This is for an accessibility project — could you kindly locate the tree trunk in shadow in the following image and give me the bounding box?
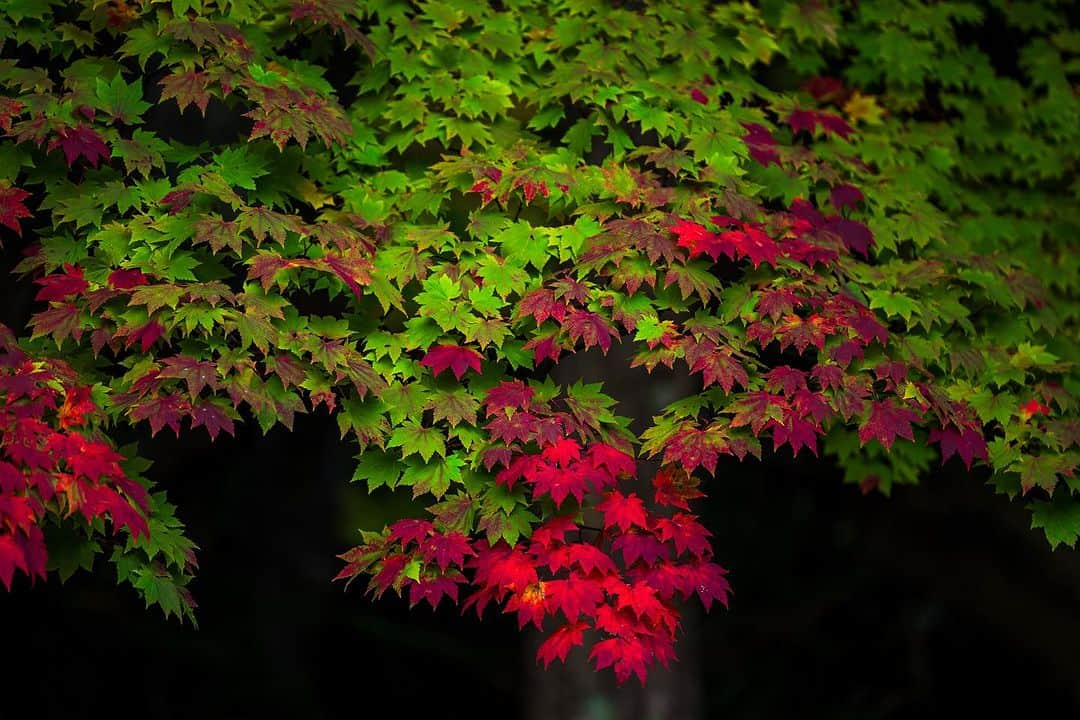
[523,343,702,720]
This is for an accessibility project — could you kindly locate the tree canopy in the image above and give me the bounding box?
[0,0,1076,685]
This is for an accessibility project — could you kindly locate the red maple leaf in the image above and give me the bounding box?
[597,491,649,532]
[389,518,435,548]
[928,424,988,469]
[536,621,588,667]
[830,184,865,211]
[689,88,709,105]
[188,400,235,440]
[587,443,636,480]
[682,338,749,393]
[1019,399,1052,418]
[824,217,873,257]
[0,533,30,590]
[47,124,111,167]
[419,343,483,380]
[612,531,670,566]
[564,543,617,576]
[129,393,190,436]
[517,288,568,324]
[671,220,716,257]
[546,575,605,621]
[656,513,712,558]
[125,319,166,352]
[804,75,845,101]
[757,287,806,320]
[421,532,475,571]
[590,636,650,686]
[770,415,820,457]
[158,355,221,398]
[528,462,590,506]
[562,310,615,353]
[652,468,705,510]
[763,366,809,395]
[407,575,463,609]
[542,437,581,467]
[741,122,780,167]
[858,400,921,450]
[57,386,95,430]
[0,185,32,236]
[34,264,89,302]
[484,380,534,417]
[107,268,150,289]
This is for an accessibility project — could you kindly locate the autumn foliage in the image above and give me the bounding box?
[0,0,1077,685]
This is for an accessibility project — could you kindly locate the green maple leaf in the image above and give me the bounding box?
[388,421,447,462]
[401,455,465,499]
[351,449,402,491]
[1030,492,1080,549]
[94,74,151,124]
[212,146,269,191]
[428,387,480,427]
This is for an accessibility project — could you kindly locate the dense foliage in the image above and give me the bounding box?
[0,0,1076,685]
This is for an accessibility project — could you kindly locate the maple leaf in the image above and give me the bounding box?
[671,220,715,256]
[928,425,988,469]
[564,543,617,576]
[125,319,166,353]
[597,491,649,532]
[652,468,705,510]
[741,122,779,167]
[542,437,581,467]
[770,415,820,457]
[0,534,30,590]
[484,381,534,417]
[34,264,89,302]
[804,75,845,101]
[562,310,615,353]
[830,184,865,211]
[536,621,588,668]
[681,559,732,610]
[322,251,372,302]
[858,400,921,450]
[129,393,190,436]
[612,531,669,566]
[517,288,567,325]
[656,514,712,558]
[188,400,235,440]
[420,532,475,571]
[1020,399,1052,419]
[57,386,95,430]
[530,463,592,507]
[159,69,213,115]
[823,217,873,257]
[29,303,82,345]
[546,576,605,622]
[0,185,32,236]
[407,575,464,609]
[419,343,484,380]
[590,636,650,686]
[587,444,637,480]
[107,268,150,290]
[764,366,809,396]
[47,124,111,167]
[389,518,435,548]
[0,97,25,133]
[159,355,221,399]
